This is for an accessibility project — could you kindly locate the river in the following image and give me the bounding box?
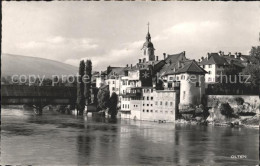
[0,108,259,165]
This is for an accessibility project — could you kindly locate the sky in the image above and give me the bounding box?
[2,2,260,71]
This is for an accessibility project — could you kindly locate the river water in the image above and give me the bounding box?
[0,108,259,165]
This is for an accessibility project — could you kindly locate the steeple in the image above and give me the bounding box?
[146,22,151,42]
[142,22,155,62]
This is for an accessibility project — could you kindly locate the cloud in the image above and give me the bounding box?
[17,36,99,51]
[64,41,142,71]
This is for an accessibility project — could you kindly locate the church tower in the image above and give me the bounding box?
[141,23,155,62]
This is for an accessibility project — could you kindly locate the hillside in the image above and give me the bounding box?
[1,53,78,78]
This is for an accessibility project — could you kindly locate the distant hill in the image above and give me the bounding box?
[1,53,78,78]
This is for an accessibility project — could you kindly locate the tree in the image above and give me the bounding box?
[97,87,110,110]
[249,46,260,64]
[76,60,85,113]
[108,92,118,118]
[234,97,244,105]
[250,46,260,58]
[243,64,260,87]
[219,103,234,118]
[42,78,52,86]
[84,60,92,105]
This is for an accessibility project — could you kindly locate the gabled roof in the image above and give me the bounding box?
[107,67,125,77]
[126,60,164,71]
[199,53,228,65]
[223,56,245,68]
[165,60,207,75]
[240,55,259,64]
[158,52,187,76]
[165,51,186,63]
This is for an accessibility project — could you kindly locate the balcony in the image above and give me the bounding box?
[121,87,142,97]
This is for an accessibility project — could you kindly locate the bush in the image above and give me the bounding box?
[234,97,244,105]
[108,92,118,117]
[97,88,110,110]
[219,103,234,118]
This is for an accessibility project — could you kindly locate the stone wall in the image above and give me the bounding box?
[207,95,260,115]
[207,95,260,107]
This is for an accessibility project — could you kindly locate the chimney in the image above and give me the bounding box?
[130,64,133,69]
[139,59,141,63]
[183,51,185,56]
[198,59,201,62]
[238,52,242,58]
[207,53,210,60]
[126,64,128,67]
[228,52,231,56]
[156,56,158,61]
[143,58,146,63]
[218,51,222,56]
[163,53,166,60]
[234,52,238,58]
[201,57,204,60]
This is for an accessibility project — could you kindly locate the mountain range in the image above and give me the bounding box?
[1,53,78,78]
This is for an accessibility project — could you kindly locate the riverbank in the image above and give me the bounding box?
[175,116,259,129]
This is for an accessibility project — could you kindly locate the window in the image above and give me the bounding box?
[108,81,110,84]
[155,101,158,105]
[147,96,149,100]
[171,111,173,114]
[169,77,173,80]
[151,104,153,107]
[183,91,186,100]
[147,104,149,106]
[176,76,179,81]
[181,75,185,80]
[170,102,173,106]
[160,101,163,105]
[196,82,199,87]
[155,110,158,113]
[203,65,205,68]
[151,110,153,113]
[151,97,153,100]
[113,81,115,84]
[143,110,145,112]
[208,71,211,74]
[143,96,145,100]
[123,104,124,108]
[151,89,153,93]
[165,111,168,114]
[112,87,115,91]
[208,64,212,68]
[165,101,168,106]
[147,110,149,112]
[168,82,172,88]
[208,78,212,82]
[143,104,145,106]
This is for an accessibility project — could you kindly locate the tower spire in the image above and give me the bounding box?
[146,22,151,41]
[147,22,149,33]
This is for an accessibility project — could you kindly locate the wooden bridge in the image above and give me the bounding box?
[1,85,77,114]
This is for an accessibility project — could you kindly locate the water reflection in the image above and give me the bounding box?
[1,108,258,165]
